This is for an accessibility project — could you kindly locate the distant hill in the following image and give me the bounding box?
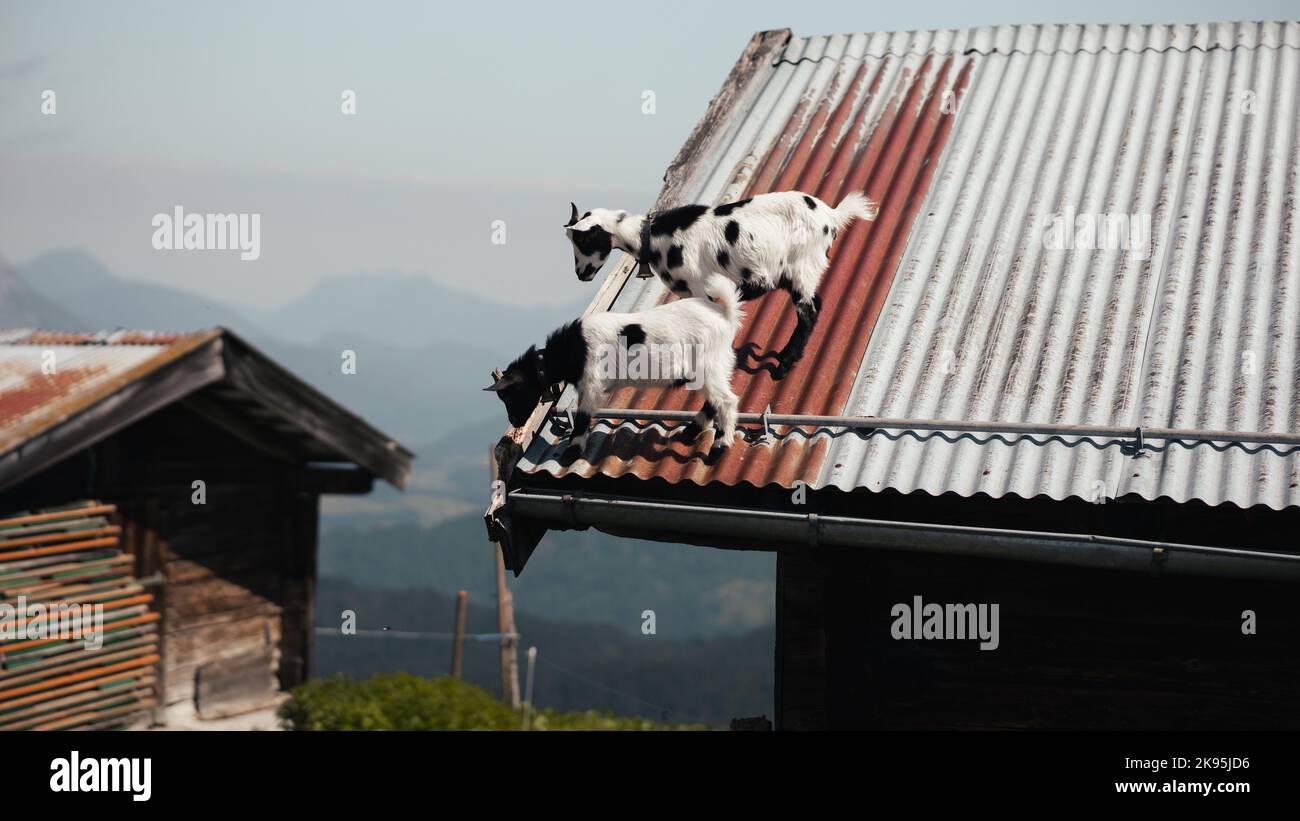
[0,255,86,329]
[320,511,776,640]
[316,578,774,727]
[12,248,570,445]
[246,329,512,446]
[254,269,590,353]
[17,247,272,336]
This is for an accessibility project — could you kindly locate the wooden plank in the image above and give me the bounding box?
[164,614,277,661]
[0,681,155,730]
[165,627,279,706]
[1,685,150,729]
[4,582,146,610]
[657,29,793,208]
[0,558,133,589]
[0,612,159,653]
[165,599,281,633]
[0,664,156,710]
[0,516,114,544]
[164,569,279,616]
[165,552,277,585]
[0,636,156,681]
[2,624,157,667]
[0,534,121,563]
[36,697,157,731]
[0,653,160,702]
[0,503,116,530]
[195,648,278,719]
[0,641,159,689]
[0,525,120,552]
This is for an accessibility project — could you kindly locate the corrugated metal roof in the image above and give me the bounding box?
[0,327,414,490]
[0,329,217,450]
[518,22,1300,511]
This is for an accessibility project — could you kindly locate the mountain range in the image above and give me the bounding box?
[0,255,87,329]
[6,247,588,445]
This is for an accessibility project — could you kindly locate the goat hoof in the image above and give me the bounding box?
[706,442,730,461]
[678,421,704,441]
[562,437,587,458]
[773,353,802,379]
[707,431,733,459]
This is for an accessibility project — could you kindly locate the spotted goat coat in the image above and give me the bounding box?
[486,274,744,456]
[565,190,877,377]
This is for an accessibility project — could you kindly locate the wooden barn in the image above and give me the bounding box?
[486,23,1300,729]
[0,328,411,729]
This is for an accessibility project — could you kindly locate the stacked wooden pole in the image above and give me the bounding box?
[0,502,160,731]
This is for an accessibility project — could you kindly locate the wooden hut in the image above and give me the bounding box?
[0,328,411,728]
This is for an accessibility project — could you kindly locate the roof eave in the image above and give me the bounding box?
[0,327,414,493]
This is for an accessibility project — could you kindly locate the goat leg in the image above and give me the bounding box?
[564,409,592,454]
[774,295,820,377]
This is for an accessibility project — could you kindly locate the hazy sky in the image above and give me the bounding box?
[2,0,1295,307]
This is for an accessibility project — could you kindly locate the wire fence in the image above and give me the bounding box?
[313,627,515,642]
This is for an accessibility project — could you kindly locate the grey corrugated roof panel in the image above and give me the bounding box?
[515,22,1300,511]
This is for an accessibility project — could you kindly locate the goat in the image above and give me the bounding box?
[564,190,877,377]
[485,274,743,457]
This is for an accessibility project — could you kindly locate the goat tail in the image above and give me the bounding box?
[833,191,879,226]
[702,273,744,330]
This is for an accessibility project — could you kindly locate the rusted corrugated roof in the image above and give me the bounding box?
[0,329,219,449]
[0,327,413,490]
[517,22,1300,511]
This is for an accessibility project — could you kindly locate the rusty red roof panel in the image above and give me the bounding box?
[0,329,214,446]
[518,33,973,488]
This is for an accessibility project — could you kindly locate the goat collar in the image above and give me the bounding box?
[535,350,560,403]
[634,214,656,278]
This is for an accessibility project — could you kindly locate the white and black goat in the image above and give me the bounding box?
[564,190,877,377]
[485,274,744,456]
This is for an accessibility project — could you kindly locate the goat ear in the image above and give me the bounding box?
[483,367,518,392]
[565,202,579,228]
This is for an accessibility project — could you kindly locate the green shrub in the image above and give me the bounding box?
[279,673,708,731]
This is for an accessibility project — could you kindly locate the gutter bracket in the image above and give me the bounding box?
[808,513,820,549]
[562,493,579,528]
[757,404,774,445]
[1123,426,1147,457]
[1150,546,1168,577]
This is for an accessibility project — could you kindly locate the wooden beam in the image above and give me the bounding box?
[290,466,374,495]
[776,549,828,731]
[181,392,306,464]
[657,29,792,209]
[219,332,412,489]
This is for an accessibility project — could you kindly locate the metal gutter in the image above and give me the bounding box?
[508,489,1300,582]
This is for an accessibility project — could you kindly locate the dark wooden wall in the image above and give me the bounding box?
[2,404,320,718]
[777,546,1300,730]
